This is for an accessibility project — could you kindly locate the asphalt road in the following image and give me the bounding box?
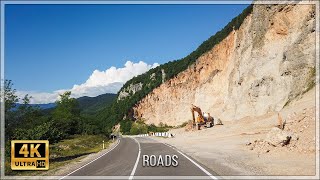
[61,136,218,179]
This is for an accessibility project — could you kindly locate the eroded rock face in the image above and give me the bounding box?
[134,3,316,126]
[161,69,166,83]
[118,82,143,101]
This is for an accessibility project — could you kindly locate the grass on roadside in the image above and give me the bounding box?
[5,134,110,176]
[174,121,189,129]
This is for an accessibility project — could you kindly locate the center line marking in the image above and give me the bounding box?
[129,137,141,180]
[163,141,218,179]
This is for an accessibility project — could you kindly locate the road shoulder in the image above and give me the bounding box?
[47,139,120,177]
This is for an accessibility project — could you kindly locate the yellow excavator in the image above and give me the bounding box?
[191,104,213,130]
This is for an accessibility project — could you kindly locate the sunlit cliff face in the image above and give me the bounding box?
[133,4,316,126]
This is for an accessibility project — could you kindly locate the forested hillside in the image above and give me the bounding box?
[77,93,116,114]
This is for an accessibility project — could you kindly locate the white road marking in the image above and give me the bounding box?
[59,139,121,179]
[163,142,218,179]
[129,137,141,180]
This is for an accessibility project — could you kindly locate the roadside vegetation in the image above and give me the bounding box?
[5,134,108,176]
[3,80,113,175]
[120,119,171,135]
[50,135,108,160]
[174,121,189,129]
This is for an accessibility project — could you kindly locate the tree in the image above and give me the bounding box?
[120,120,132,134]
[13,120,63,143]
[3,80,19,140]
[3,80,18,113]
[52,91,81,136]
[15,94,42,129]
[130,121,148,135]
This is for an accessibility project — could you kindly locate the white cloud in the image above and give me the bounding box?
[17,61,159,104]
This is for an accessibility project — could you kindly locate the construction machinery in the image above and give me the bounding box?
[148,131,155,136]
[191,104,213,130]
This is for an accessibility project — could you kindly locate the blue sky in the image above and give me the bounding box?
[5,4,249,103]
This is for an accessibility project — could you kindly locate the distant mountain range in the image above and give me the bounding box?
[14,93,117,113]
[14,103,56,110]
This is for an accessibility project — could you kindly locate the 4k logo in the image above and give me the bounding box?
[11,140,49,170]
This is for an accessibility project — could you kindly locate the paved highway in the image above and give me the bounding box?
[60,137,218,179]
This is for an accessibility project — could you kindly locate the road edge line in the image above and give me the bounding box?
[59,138,121,179]
[129,137,141,180]
[163,142,218,180]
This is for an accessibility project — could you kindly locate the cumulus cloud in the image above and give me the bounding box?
[17,61,159,104]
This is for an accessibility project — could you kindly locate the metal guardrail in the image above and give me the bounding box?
[135,132,174,138]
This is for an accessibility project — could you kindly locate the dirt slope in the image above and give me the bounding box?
[154,87,317,176]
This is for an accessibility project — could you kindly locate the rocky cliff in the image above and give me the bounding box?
[133,3,316,126]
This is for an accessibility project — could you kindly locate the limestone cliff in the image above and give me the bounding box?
[133,3,316,126]
[118,82,143,101]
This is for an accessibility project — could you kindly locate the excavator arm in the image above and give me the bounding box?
[190,104,205,124]
[191,109,196,123]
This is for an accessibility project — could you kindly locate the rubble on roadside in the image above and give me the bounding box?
[246,107,315,154]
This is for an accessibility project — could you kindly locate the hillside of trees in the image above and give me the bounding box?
[77,93,117,114]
